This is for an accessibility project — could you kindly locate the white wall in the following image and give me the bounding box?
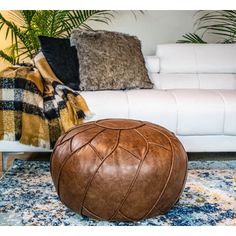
[89,10,197,55]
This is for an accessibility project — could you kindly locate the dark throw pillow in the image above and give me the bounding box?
[70,30,153,91]
[38,36,79,90]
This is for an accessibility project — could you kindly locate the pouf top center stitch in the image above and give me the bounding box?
[95,119,144,130]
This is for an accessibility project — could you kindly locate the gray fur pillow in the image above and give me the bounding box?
[71,30,153,91]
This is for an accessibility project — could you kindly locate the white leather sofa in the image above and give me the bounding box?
[83,44,236,153]
[1,43,236,170]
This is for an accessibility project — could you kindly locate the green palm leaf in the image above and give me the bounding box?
[0,10,114,65]
[177,33,207,44]
[63,10,113,36]
[0,50,16,64]
[195,10,236,43]
[178,10,236,44]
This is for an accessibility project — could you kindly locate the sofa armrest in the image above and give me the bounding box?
[144,56,160,73]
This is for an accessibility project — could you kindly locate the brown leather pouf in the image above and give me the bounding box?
[50,119,188,221]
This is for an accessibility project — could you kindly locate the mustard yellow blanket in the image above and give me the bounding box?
[0,53,91,149]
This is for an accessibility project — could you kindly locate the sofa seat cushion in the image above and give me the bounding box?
[81,91,129,120]
[82,89,236,136]
[169,90,236,135]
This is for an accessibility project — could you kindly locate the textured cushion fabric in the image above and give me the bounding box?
[156,44,236,73]
[71,30,153,91]
[38,36,79,90]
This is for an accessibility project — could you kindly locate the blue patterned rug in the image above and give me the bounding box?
[0,159,236,226]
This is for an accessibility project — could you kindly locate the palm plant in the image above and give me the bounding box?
[195,10,236,43]
[178,10,236,44]
[177,33,207,44]
[0,10,113,64]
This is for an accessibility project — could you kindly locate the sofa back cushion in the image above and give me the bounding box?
[150,73,236,89]
[156,44,236,73]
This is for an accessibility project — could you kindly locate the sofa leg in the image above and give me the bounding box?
[2,152,9,173]
[1,152,24,173]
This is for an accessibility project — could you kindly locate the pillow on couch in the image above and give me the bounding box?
[38,36,79,90]
[70,30,153,91]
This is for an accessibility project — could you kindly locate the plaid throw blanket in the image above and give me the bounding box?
[0,53,91,149]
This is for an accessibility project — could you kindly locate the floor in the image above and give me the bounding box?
[1,152,236,177]
[1,157,236,225]
[0,152,51,177]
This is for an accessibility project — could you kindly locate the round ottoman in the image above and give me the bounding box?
[50,119,188,221]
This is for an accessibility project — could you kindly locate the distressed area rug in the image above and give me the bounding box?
[0,160,236,226]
